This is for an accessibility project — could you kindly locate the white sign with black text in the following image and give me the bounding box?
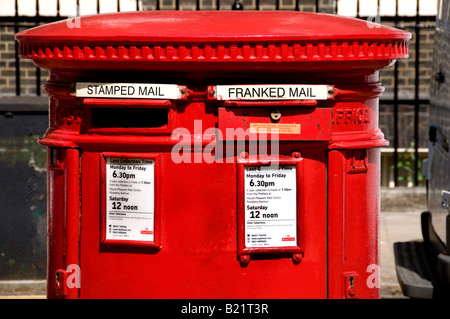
[215,84,330,100]
[105,158,155,242]
[244,165,297,248]
[76,82,184,99]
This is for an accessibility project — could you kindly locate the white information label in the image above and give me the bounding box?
[76,82,184,99]
[244,165,297,248]
[215,84,330,101]
[105,158,155,242]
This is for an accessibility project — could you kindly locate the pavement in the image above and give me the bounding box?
[0,188,427,299]
[380,210,423,298]
[379,186,427,298]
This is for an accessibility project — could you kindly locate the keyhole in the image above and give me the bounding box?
[270,109,281,122]
[347,275,357,297]
[55,272,61,291]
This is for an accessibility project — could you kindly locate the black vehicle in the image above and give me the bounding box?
[394,0,450,299]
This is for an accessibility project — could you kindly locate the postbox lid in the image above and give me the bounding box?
[16,11,410,70]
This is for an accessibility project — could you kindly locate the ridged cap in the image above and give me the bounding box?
[16,11,411,71]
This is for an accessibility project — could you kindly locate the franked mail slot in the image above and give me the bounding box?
[218,107,332,141]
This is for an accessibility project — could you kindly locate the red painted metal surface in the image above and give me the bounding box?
[16,11,410,299]
[46,149,65,299]
[46,148,80,298]
[218,106,332,141]
[327,149,381,299]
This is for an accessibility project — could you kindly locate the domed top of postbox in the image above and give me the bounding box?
[16,11,411,72]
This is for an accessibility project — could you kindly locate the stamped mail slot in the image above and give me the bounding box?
[218,107,332,141]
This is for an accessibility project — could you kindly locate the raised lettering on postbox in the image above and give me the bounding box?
[333,106,370,125]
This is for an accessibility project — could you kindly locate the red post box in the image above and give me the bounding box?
[16,11,410,299]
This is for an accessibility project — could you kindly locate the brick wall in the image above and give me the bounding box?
[0,24,49,96]
[379,24,435,101]
[379,23,435,149]
[139,0,333,11]
[0,25,18,96]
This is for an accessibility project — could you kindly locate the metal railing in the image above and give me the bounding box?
[353,3,435,187]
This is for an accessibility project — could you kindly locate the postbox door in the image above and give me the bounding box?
[47,147,80,299]
[79,147,328,299]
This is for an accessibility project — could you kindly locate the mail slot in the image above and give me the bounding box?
[82,98,178,134]
[16,11,410,299]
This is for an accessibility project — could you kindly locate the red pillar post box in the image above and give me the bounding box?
[16,11,410,299]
